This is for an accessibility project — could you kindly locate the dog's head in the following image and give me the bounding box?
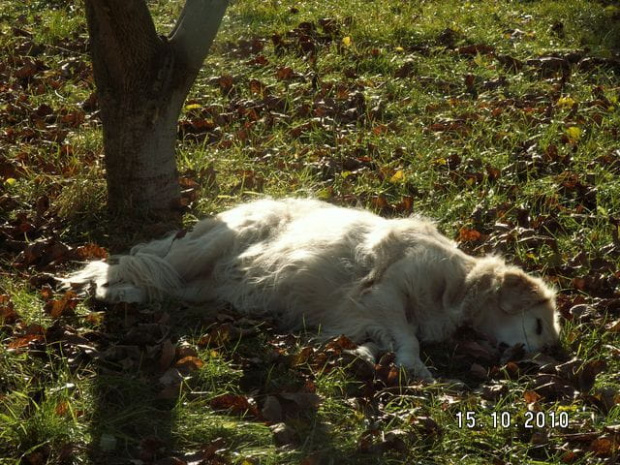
[467,260,560,352]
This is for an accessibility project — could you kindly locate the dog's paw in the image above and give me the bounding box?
[395,354,434,380]
[345,342,380,365]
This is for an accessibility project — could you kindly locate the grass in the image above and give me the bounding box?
[1,0,620,463]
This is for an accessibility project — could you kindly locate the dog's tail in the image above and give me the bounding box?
[61,250,183,303]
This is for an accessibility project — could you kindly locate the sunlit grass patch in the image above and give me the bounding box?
[1,0,620,463]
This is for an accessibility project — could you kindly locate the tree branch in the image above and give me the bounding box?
[84,0,163,91]
[169,0,229,72]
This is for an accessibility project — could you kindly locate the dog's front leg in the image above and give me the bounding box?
[355,284,434,380]
[391,326,433,380]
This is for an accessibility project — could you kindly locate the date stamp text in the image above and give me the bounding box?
[456,411,569,429]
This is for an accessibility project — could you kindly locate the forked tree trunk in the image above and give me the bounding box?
[84,0,228,216]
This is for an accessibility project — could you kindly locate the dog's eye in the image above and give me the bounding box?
[535,318,543,335]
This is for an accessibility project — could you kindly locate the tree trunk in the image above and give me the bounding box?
[84,0,228,217]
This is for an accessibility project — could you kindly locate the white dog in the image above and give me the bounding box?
[64,198,560,379]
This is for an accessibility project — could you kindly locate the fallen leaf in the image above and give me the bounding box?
[588,437,616,457]
[210,394,259,417]
[470,363,488,379]
[459,227,482,242]
[271,422,298,447]
[455,44,495,56]
[159,339,176,372]
[0,295,19,324]
[565,126,582,144]
[175,356,204,372]
[279,392,322,409]
[524,390,542,404]
[44,290,79,318]
[558,96,577,108]
[605,319,620,332]
[389,169,405,183]
[261,395,283,423]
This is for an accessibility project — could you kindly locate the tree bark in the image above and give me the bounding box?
[84,0,228,217]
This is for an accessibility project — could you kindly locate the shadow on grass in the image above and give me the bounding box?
[85,299,346,464]
[87,301,180,464]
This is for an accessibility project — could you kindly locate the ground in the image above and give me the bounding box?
[0,0,619,464]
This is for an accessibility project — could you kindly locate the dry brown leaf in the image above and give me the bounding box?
[159,339,176,372]
[175,356,204,372]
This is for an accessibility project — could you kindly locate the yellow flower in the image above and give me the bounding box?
[342,36,352,47]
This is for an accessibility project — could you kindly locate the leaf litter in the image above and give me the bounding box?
[1,1,620,464]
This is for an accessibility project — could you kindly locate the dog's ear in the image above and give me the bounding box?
[498,270,548,314]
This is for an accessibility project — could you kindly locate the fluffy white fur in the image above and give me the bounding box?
[63,198,560,379]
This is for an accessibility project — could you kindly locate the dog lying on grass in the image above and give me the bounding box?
[63,198,560,379]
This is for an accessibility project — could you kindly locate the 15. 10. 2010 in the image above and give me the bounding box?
[456,411,570,429]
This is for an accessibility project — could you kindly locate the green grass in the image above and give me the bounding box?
[1,0,620,463]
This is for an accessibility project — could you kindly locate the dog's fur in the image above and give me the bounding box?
[64,198,560,379]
